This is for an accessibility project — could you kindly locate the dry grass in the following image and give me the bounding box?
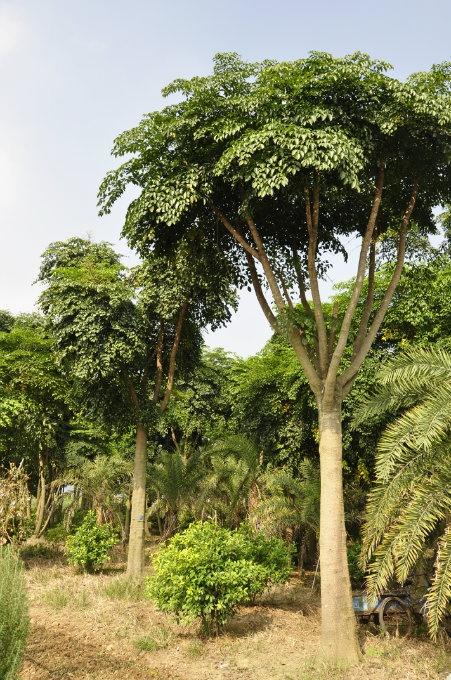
[20,552,450,680]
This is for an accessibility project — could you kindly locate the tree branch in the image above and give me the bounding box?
[161,301,188,412]
[244,210,321,395]
[327,300,339,359]
[152,321,165,403]
[212,206,261,260]
[127,377,141,416]
[305,185,329,377]
[323,164,384,403]
[289,327,322,397]
[244,209,287,311]
[341,182,419,393]
[292,248,314,318]
[279,273,294,310]
[352,241,376,359]
[245,252,278,331]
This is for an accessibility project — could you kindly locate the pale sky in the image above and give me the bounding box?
[1,0,450,356]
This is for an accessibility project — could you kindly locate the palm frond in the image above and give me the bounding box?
[361,347,451,636]
[427,526,451,639]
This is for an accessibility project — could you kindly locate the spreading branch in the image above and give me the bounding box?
[323,164,385,404]
[152,321,165,403]
[212,206,260,260]
[352,241,376,359]
[305,185,329,377]
[244,209,321,394]
[292,248,314,318]
[341,182,419,393]
[245,209,287,312]
[245,252,278,331]
[127,377,141,416]
[161,301,189,412]
[327,300,339,359]
[279,273,295,310]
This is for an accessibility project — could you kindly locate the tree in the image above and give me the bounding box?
[0,464,30,544]
[200,435,261,527]
[251,461,320,570]
[99,52,451,660]
[358,347,451,639]
[149,447,206,537]
[0,314,71,537]
[230,338,318,469]
[159,347,237,451]
[68,450,132,530]
[39,237,233,576]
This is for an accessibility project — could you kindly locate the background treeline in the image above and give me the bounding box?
[1,240,449,578]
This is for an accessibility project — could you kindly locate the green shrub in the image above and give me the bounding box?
[237,524,294,582]
[66,511,116,572]
[147,521,292,635]
[0,547,29,680]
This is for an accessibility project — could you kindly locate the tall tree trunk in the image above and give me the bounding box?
[34,452,46,537]
[127,423,147,577]
[318,402,361,663]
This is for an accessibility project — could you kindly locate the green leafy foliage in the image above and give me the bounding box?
[0,314,70,487]
[346,542,365,588]
[66,511,116,572]
[149,447,206,536]
[160,348,237,449]
[44,524,68,543]
[199,436,262,527]
[0,547,29,680]
[147,521,292,634]
[252,461,320,538]
[0,464,30,544]
[230,340,317,469]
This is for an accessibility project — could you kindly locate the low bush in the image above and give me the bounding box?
[238,523,295,582]
[66,511,116,572]
[147,521,292,635]
[0,547,29,680]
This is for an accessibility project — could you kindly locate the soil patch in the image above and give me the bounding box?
[21,557,450,680]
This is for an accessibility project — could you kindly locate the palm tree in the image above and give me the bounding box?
[250,460,320,569]
[149,447,206,536]
[358,346,451,638]
[199,435,261,528]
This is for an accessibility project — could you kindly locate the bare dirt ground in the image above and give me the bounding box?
[21,549,451,680]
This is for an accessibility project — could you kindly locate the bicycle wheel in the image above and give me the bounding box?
[378,597,413,637]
